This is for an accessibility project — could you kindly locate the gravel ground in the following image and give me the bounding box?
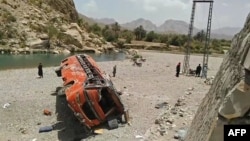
[0,51,223,141]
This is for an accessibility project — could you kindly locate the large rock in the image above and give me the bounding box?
[26,38,49,48]
[65,28,82,45]
[218,80,250,119]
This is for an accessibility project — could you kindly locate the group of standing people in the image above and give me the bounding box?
[175,62,207,78]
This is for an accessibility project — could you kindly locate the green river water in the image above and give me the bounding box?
[0,52,126,70]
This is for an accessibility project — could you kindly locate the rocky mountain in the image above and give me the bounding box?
[157,19,199,34]
[0,0,113,55]
[120,18,239,40]
[121,18,157,31]
[212,27,241,37]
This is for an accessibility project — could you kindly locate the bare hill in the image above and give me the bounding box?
[0,0,113,54]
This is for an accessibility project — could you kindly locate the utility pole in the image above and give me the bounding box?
[182,0,214,78]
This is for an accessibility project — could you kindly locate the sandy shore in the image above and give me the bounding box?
[0,51,223,141]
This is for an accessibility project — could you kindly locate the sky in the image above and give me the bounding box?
[73,0,250,29]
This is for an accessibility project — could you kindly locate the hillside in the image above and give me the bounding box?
[78,13,106,28]
[212,27,241,36]
[157,19,199,34]
[0,0,113,54]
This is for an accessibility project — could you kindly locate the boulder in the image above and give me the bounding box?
[64,28,82,45]
[218,80,250,119]
[38,34,49,40]
[26,38,50,48]
[62,49,70,54]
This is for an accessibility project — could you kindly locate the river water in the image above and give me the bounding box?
[0,52,126,70]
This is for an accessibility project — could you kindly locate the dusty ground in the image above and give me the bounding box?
[0,51,223,141]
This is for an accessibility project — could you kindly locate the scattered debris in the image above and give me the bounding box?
[43,109,52,116]
[187,87,194,91]
[39,125,53,133]
[188,69,196,76]
[175,97,186,107]
[185,91,192,95]
[94,129,104,134]
[155,119,160,124]
[3,103,10,108]
[155,102,168,109]
[135,135,143,139]
[204,76,215,85]
[174,129,187,140]
[158,127,167,136]
[19,128,28,134]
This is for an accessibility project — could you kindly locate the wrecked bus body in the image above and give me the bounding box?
[55,54,128,130]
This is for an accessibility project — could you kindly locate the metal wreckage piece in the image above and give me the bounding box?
[55,54,129,131]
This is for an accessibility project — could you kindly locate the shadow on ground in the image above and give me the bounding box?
[53,87,93,141]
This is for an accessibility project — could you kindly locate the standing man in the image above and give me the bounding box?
[201,64,208,79]
[38,63,43,78]
[195,64,202,77]
[176,62,181,77]
[113,65,117,77]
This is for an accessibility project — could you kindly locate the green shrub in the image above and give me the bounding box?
[117,40,124,48]
[46,25,59,39]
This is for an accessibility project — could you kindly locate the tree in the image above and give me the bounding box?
[194,30,205,42]
[211,39,221,51]
[159,34,169,44]
[90,23,101,36]
[145,31,157,42]
[169,35,182,46]
[111,22,120,34]
[134,25,146,40]
[102,29,117,42]
[102,25,109,35]
[77,18,84,28]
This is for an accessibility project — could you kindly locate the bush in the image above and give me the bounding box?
[117,40,125,48]
[125,35,132,43]
[46,25,59,39]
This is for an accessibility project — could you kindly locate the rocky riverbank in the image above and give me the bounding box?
[0,51,223,141]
